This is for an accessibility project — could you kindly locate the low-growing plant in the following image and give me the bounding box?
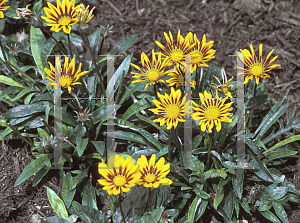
[0,1,300,223]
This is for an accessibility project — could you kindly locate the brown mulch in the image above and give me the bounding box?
[1,0,300,222]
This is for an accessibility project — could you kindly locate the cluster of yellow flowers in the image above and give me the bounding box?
[97,154,172,195]
[131,30,280,132]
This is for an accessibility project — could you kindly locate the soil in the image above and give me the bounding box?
[1,0,300,222]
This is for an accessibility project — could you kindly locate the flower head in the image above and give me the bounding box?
[149,87,190,130]
[0,0,10,18]
[192,90,233,133]
[16,4,33,19]
[75,108,90,123]
[235,44,281,85]
[166,64,196,89]
[187,34,216,73]
[155,30,194,66]
[137,154,172,188]
[14,29,30,43]
[210,69,234,98]
[75,4,95,25]
[43,57,88,93]
[41,0,79,34]
[131,49,170,90]
[98,155,141,195]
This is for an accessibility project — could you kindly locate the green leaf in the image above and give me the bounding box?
[108,34,138,55]
[32,167,49,187]
[79,205,109,223]
[47,187,71,221]
[45,217,71,223]
[111,130,148,145]
[263,150,297,163]
[188,196,201,223]
[232,169,244,199]
[136,113,162,131]
[136,208,164,223]
[259,210,281,223]
[194,199,208,222]
[24,92,36,104]
[76,138,88,157]
[258,201,272,211]
[90,104,121,124]
[205,168,227,179]
[114,118,163,150]
[88,56,108,73]
[82,180,97,210]
[192,134,203,150]
[61,171,76,209]
[121,98,149,121]
[92,141,105,156]
[0,75,24,88]
[5,102,50,119]
[15,154,53,186]
[89,28,102,55]
[218,114,238,147]
[263,135,300,155]
[37,128,50,139]
[270,187,288,200]
[30,26,46,77]
[13,87,36,101]
[173,198,188,219]
[238,197,250,214]
[118,81,145,104]
[194,189,210,199]
[108,55,131,91]
[221,189,234,219]
[233,195,239,218]
[189,155,204,173]
[214,180,225,209]
[272,202,289,223]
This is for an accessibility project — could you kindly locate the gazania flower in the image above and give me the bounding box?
[75,4,95,25]
[43,57,88,93]
[192,90,233,133]
[97,155,141,195]
[16,4,33,19]
[155,30,194,66]
[166,64,196,89]
[188,34,216,73]
[41,0,79,34]
[235,44,281,85]
[137,154,172,188]
[131,49,170,90]
[149,87,189,130]
[210,69,234,98]
[0,0,10,18]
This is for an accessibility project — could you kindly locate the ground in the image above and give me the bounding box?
[1,0,300,222]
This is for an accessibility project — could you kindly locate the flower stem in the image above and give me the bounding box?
[248,82,257,127]
[206,129,214,169]
[0,38,18,81]
[153,84,159,101]
[7,123,33,147]
[82,35,105,95]
[148,187,152,212]
[168,127,173,161]
[119,193,126,223]
[67,34,73,59]
[116,70,126,104]
[99,36,105,55]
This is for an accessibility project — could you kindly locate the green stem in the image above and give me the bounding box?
[148,187,152,212]
[40,118,54,135]
[115,70,126,104]
[153,84,159,101]
[168,127,173,161]
[69,91,81,109]
[108,195,115,221]
[119,193,126,223]
[99,36,105,55]
[7,123,33,147]
[206,129,214,169]
[67,34,73,58]
[83,35,105,95]
[0,38,18,81]
[248,82,257,127]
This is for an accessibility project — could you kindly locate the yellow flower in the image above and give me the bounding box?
[192,90,233,133]
[137,154,172,188]
[41,0,79,34]
[155,30,194,66]
[43,57,88,93]
[149,87,189,130]
[75,3,95,25]
[16,4,32,19]
[131,49,170,90]
[235,44,281,85]
[0,0,10,18]
[166,64,196,89]
[210,69,234,98]
[97,155,141,195]
[187,33,216,73]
